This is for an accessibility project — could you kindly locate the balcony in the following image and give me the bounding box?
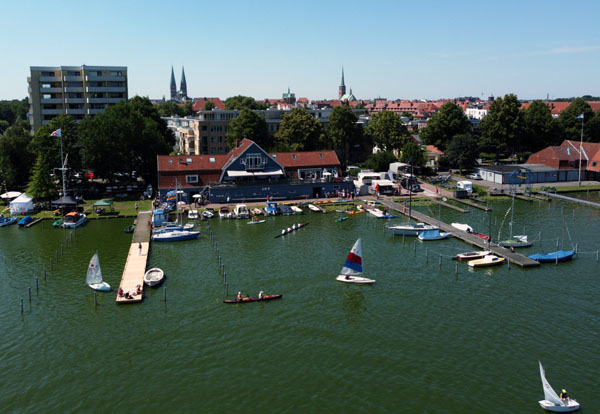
[39,76,61,82]
[40,98,63,104]
[65,87,83,92]
[86,86,127,93]
[65,98,84,104]
[85,75,126,82]
[40,87,62,93]
[66,108,85,115]
[41,109,66,115]
[87,108,106,115]
[63,75,82,82]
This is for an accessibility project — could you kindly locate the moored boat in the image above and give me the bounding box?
[233,204,250,219]
[451,222,473,233]
[250,208,264,216]
[529,250,575,263]
[454,250,492,261]
[201,210,214,219]
[61,212,87,228]
[499,235,532,248]
[290,206,303,214]
[187,209,198,220]
[468,254,505,267]
[224,294,282,303]
[387,222,438,236]
[0,216,18,227]
[418,229,450,241]
[144,268,165,287]
[219,206,233,219]
[18,215,33,226]
[152,229,200,242]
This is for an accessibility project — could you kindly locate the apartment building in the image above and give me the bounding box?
[28,65,128,132]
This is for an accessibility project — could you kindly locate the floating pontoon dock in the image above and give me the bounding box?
[116,211,152,303]
[381,199,540,268]
[539,191,600,209]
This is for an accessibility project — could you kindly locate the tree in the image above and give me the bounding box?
[400,142,425,167]
[420,102,471,151]
[0,98,29,125]
[27,155,57,200]
[0,120,9,135]
[326,105,362,166]
[28,115,83,174]
[226,108,270,150]
[401,111,414,121]
[274,108,324,151]
[522,100,561,151]
[157,100,182,117]
[204,100,215,110]
[0,125,34,188]
[224,95,267,110]
[479,94,524,158]
[443,133,479,173]
[365,150,397,172]
[181,100,194,117]
[558,98,596,141]
[365,110,408,151]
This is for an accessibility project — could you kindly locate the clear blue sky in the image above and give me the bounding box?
[2,0,599,101]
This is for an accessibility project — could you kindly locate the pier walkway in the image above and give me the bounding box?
[449,197,492,211]
[380,200,540,268]
[539,191,600,209]
[426,197,468,213]
[116,211,152,303]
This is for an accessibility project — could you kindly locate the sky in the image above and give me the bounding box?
[1,0,599,102]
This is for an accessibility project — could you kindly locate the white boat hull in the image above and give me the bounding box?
[89,282,111,292]
[387,223,438,236]
[468,255,505,267]
[144,268,165,287]
[539,399,580,412]
[336,275,375,284]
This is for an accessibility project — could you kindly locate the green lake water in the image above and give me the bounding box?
[1,197,598,413]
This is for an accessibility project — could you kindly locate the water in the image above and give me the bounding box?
[1,198,599,413]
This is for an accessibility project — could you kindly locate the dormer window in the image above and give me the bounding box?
[319,153,323,158]
[292,154,297,159]
[168,159,173,164]
[186,158,192,163]
[209,157,216,163]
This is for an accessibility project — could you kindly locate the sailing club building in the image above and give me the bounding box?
[157,139,354,202]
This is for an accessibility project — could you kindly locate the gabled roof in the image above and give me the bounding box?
[272,150,340,167]
[192,97,226,111]
[157,154,228,172]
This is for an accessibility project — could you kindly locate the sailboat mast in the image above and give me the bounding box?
[509,194,515,238]
[408,162,413,222]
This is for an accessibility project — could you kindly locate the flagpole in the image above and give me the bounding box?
[578,115,583,187]
[59,134,66,197]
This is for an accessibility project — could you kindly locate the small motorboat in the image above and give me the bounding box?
[224,294,282,303]
[187,209,198,220]
[144,268,165,287]
[233,204,250,219]
[265,201,278,215]
[152,230,200,242]
[124,224,136,233]
[451,222,473,233]
[418,229,450,241]
[61,212,87,229]
[219,206,232,219]
[290,206,303,214]
[529,250,575,263]
[468,254,505,267]
[18,216,33,226]
[454,250,492,261]
[201,210,214,219]
[250,208,264,216]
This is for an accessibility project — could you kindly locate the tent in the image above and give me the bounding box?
[9,193,34,215]
[1,191,22,200]
[51,195,78,207]
[93,199,114,211]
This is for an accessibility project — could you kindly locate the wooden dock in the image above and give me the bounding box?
[539,191,600,209]
[450,197,492,211]
[116,211,152,303]
[380,200,540,268]
[426,197,468,213]
[25,217,45,228]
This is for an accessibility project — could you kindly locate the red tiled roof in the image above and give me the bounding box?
[157,154,228,172]
[192,97,226,111]
[426,145,443,155]
[272,150,340,167]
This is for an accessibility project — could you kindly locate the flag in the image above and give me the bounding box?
[51,128,62,137]
[576,113,584,120]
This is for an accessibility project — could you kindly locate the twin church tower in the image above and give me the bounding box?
[170,66,188,101]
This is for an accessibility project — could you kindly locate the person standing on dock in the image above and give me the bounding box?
[138,242,142,256]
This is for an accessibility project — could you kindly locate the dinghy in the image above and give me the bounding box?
[451,222,473,233]
[86,252,111,291]
[454,250,492,261]
[529,250,575,263]
[290,206,303,214]
[187,209,198,220]
[418,229,450,241]
[308,204,321,212]
[224,294,282,303]
[336,238,375,284]
[538,361,580,412]
[144,268,165,287]
[467,254,505,267]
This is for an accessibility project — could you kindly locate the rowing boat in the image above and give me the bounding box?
[224,294,282,303]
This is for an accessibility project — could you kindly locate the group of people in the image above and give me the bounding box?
[117,284,143,300]
[237,291,265,301]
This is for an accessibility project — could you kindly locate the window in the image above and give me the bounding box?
[211,137,216,143]
[244,153,265,170]
[41,83,52,88]
[110,71,122,76]
[67,71,80,76]
[67,81,82,87]
[593,161,598,167]
[41,71,55,76]
[319,153,323,158]
[186,158,192,163]
[292,154,297,159]
[186,175,198,184]
[209,157,216,162]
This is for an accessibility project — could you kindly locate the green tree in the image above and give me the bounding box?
[326,105,362,166]
[224,95,267,110]
[226,108,270,150]
[586,110,600,142]
[0,98,29,125]
[274,108,324,151]
[443,133,479,173]
[522,100,561,151]
[364,150,397,172]
[0,120,9,135]
[420,102,471,151]
[401,111,414,121]
[0,125,34,188]
[27,155,57,200]
[365,110,408,151]
[157,100,183,117]
[479,94,524,158]
[558,98,596,141]
[400,142,425,167]
[29,115,82,174]
[204,100,215,110]
[181,100,194,117]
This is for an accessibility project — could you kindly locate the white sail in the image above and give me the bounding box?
[539,361,563,406]
[86,252,103,285]
[340,238,363,276]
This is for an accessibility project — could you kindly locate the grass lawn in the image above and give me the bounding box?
[21,199,153,219]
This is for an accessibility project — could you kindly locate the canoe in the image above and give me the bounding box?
[224,294,282,303]
[336,216,349,222]
[124,224,136,233]
[247,219,266,224]
[529,250,575,263]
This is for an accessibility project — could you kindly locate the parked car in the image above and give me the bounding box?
[466,173,482,180]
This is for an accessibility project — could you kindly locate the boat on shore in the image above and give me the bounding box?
[290,206,303,214]
[144,268,165,287]
[187,209,198,220]
[224,294,282,303]
[538,361,580,412]
[529,250,575,263]
[219,206,233,219]
[0,216,18,227]
[250,208,264,216]
[468,254,505,267]
[18,215,33,227]
[336,238,375,284]
[451,222,473,233]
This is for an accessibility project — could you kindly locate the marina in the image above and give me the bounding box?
[0,195,598,413]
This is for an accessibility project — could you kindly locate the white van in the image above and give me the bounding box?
[457,180,473,194]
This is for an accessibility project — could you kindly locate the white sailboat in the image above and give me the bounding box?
[336,238,375,284]
[86,252,110,291]
[538,361,580,412]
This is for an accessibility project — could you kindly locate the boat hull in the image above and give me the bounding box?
[468,255,505,267]
[499,239,533,248]
[89,282,111,292]
[538,399,580,412]
[224,294,282,303]
[387,224,438,236]
[247,220,266,224]
[152,230,200,242]
[418,230,450,241]
[336,275,376,284]
[144,268,165,287]
[455,251,492,261]
[529,250,575,263]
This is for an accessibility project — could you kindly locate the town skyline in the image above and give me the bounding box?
[2,0,599,102]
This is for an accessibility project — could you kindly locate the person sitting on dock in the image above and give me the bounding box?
[118,287,124,297]
[258,291,264,299]
[124,291,133,299]
[560,389,569,401]
[136,285,142,295]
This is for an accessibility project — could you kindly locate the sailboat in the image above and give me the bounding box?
[499,194,533,248]
[538,361,580,412]
[336,238,375,284]
[86,252,111,291]
[529,218,575,263]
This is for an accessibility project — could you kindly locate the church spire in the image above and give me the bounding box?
[180,66,187,98]
[338,66,346,99]
[170,66,176,100]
